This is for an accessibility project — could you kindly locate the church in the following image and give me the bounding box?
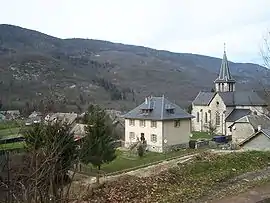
[191,48,268,136]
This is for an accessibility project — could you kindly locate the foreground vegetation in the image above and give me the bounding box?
[85,151,270,202]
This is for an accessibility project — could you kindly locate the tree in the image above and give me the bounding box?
[137,144,144,157]
[80,105,117,184]
[21,121,78,202]
[206,121,217,137]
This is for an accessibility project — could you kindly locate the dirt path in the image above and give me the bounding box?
[199,167,270,203]
[212,182,270,203]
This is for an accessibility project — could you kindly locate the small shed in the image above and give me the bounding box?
[239,129,270,151]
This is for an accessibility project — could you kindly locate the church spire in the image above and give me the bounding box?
[214,44,236,92]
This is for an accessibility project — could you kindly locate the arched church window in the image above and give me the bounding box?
[197,112,199,122]
[216,111,220,126]
[205,112,208,123]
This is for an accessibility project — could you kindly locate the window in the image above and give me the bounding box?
[129,132,135,140]
[167,109,175,114]
[129,119,135,126]
[174,120,181,127]
[205,112,208,123]
[197,112,200,122]
[216,112,220,126]
[151,134,157,143]
[151,120,157,128]
[140,120,146,127]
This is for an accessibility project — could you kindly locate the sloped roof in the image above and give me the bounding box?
[214,51,236,83]
[230,114,270,129]
[124,96,194,120]
[219,91,267,106]
[225,109,251,122]
[248,115,270,129]
[239,128,270,146]
[192,91,216,106]
[48,113,78,125]
[193,91,267,107]
[71,124,87,136]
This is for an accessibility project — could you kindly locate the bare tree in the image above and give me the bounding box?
[2,121,79,203]
[205,121,217,137]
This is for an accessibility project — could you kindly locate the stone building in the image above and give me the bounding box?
[191,48,268,136]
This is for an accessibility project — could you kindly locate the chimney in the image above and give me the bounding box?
[145,97,148,104]
[258,125,262,131]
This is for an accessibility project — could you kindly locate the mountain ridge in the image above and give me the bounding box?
[0,24,269,112]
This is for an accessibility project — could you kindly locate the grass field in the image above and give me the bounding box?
[0,127,21,139]
[191,131,213,140]
[0,141,25,150]
[0,120,21,130]
[88,149,196,174]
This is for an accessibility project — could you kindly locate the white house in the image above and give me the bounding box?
[191,48,268,136]
[123,96,194,153]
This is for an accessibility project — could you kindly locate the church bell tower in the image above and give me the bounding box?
[214,44,236,92]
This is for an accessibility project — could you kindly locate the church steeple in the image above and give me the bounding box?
[214,44,236,92]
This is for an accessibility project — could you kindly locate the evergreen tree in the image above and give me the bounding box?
[80,105,117,183]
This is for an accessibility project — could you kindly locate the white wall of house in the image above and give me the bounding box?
[231,123,255,144]
[163,119,191,148]
[125,118,192,152]
[124,119,163,152]
[242,133,270,151]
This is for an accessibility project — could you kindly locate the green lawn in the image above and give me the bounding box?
[0,127,21,139]
[191,131,213,140]
[90,149,196,174]
[0,120,22,130]
[0,141,25,150]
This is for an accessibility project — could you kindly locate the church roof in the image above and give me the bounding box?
[193,91,267,107]
[124,96,194,120]
[214,51,236,83]
[192,91,216,106]
[219,91,267,106]
[225,109,251,122]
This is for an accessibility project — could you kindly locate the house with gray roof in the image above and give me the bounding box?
[123,95,194,152]
[191,47,268,138]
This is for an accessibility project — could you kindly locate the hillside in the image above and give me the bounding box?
[0,24,269,112]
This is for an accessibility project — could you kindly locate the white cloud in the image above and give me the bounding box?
[1,0,270,63]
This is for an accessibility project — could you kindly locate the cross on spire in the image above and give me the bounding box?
[224,42,226,53]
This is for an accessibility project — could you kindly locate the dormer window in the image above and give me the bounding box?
[167,109,174,114]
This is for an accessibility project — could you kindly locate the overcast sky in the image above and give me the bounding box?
[1,0,270,64]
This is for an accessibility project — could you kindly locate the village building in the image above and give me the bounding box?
[191,48,268,138]
[229,114,270,144]
[239,128,270,151]
[124,96,194,152]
